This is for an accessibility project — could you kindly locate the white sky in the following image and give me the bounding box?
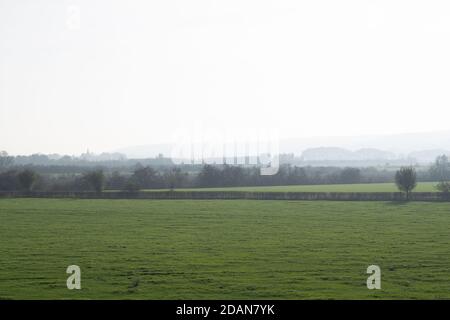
[1,0,450,155]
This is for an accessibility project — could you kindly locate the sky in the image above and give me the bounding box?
[1,0,450,155]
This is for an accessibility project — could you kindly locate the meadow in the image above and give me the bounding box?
[145,181,439,193]
[1,198,450,299]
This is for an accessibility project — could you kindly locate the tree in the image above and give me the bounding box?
[131,166,159,189]
[107,171,127,190]
[164,167,186,191]
[0,170,20,191]
[395,166,417,200]
[83,170,105,192]
[18,169,38,192]
[123,177,141,193]
[0,151,14,169]
[339,167,361,184]
[435,181,450,196]
[197,165,222,187]
[286,166,308,185]
[222,165,244,186]
[429,155,450,181]
[430,155,450,197]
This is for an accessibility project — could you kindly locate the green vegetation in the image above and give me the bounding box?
[144,181,439,193]
[82,170,105,193]
[1,199,450,299]
[395,167,417,200]
[436,181,450,194]
[17,169,38,192]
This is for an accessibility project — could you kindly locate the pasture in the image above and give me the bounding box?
[1,198,449,299]
[145,181,439,193]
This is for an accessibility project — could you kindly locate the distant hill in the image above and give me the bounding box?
[301,147,396,161]
[115,144,174,159]
[301,147,353,161]
[408,149,450,163]
[113,130,450,164]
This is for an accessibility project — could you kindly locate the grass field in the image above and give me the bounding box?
[1,199,450,299]
[144,181,439,193]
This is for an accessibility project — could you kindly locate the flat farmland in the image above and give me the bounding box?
[1,199,449,299]
[143,182,438,193]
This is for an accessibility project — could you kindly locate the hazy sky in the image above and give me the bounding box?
[1,0,450,155]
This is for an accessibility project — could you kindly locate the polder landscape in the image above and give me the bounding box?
[1,152,450,299]
[4,0,450,308]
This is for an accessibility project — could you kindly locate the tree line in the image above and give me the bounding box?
[1,155,449,194]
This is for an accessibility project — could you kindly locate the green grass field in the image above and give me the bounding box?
[1,198,450,299]
[144,181,439,193]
